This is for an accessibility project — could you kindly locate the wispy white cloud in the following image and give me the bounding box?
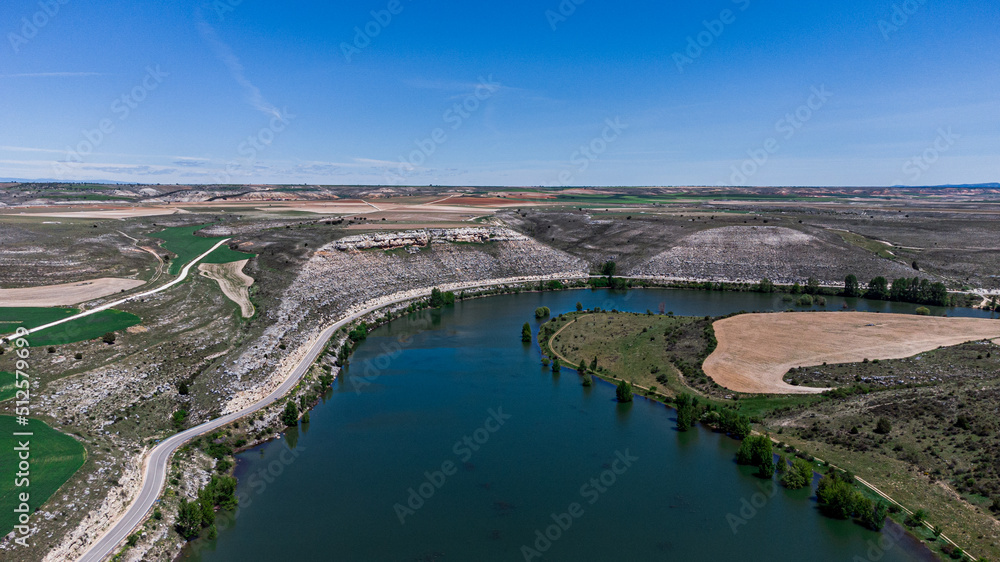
[195,9,281,120]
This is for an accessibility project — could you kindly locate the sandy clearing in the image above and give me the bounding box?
[199,260,255,318]
[0,278,145,307]
[704,312,1000,395]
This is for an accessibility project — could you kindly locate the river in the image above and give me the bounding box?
[184,288,989,561]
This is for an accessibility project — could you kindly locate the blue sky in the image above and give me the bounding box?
[1,0,998,186]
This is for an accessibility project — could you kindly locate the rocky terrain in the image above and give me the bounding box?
[632,226,927,285]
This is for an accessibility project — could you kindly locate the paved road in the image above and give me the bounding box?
[1,239,231,342]
[76,274,584,561]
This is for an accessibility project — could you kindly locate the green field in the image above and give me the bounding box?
[0,307,142,347]
[0,371,15,402]
[152,224,254,275]
[0,307,78,328]
[0,416,86,537]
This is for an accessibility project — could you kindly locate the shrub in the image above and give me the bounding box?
[915,307,931,316]
[875,417,892,435]
[102,332,117,345]
[535,307,551,319]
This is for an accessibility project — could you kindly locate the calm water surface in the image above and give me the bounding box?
[185,289,983,561]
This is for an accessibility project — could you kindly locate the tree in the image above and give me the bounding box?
[757,278,775,293]
[806,278,821,295]
[442,291,456,305]
[589,356,598,371]
[102,332,117,345]
[781,458,813,489]
[552,358,561,373]
[429,288,444,307]
[861,500,889,531]
[521,323,532,343]
[736,434,774,478]
[176,498,203,540]
[601,261,617,277]
[791,282,802,295]
[535,306,551,319]
[865,277,889,300]
[582,372,593,387]
[875,417,892,435]
[615,380,633,402]
[281,400,299,426]
[578,359,587,373]
[816,472,857,519]
[676,393,695,431]
[576,302,583,311]
[844,274,861,297]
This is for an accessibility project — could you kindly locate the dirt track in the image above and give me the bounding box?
[704,312,1000,394]
[0,278,145,307]
[199,260,255,318]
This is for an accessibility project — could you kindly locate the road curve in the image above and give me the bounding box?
[2,238,232,341]
[76,273,584,562]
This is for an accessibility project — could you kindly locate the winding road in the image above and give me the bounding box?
[76,273,585,561]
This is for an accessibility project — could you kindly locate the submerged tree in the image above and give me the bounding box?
[615,380,633,402]
[521,322,532,343]
[736,434,774,478]
[675,393,695,432]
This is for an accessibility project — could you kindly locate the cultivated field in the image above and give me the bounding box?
[0,278,145,307]
[704,312,1000,394]
[0,417,86,537]
[199,260,255,318]
[151,224,252,275]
